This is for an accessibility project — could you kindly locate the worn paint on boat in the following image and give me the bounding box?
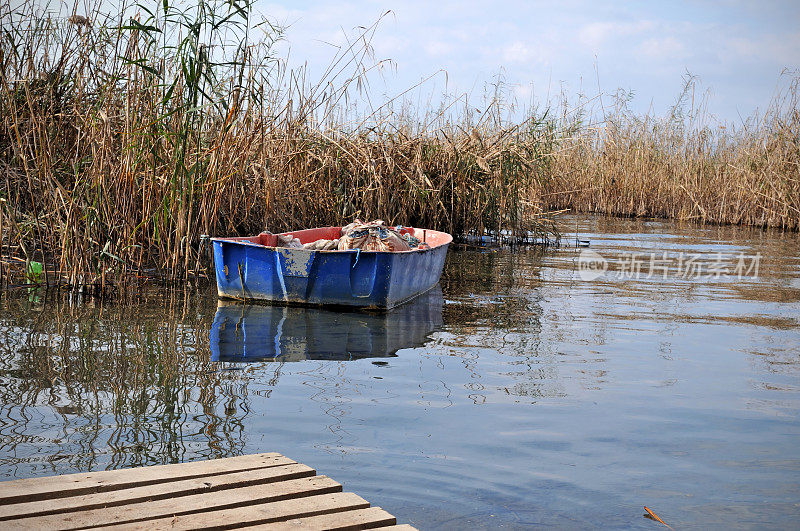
[211,226,451,309]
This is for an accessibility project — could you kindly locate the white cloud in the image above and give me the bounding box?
[502,41,550,66]
[638,36,688,61]
[425,40,455,57]
[513,83,534,100]
[578,20,655,50]
[254,0,800,122]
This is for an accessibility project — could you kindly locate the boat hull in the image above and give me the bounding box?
[212,227,450,309]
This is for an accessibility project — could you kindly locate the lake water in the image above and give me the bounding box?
[1,215,798,529]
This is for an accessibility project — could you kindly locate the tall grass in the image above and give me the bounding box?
[0,0,557,289]
[545,76,800,229]
[1,1,797,290]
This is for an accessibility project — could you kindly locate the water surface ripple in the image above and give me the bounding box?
[0,215,798,529]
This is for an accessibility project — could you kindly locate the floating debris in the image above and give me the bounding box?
[644,506,672,529]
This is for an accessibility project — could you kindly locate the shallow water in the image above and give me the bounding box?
[1,215,798,529]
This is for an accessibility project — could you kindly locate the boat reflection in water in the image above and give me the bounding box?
[209,286,444,362]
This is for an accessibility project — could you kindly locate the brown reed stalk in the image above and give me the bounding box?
[2,1,796,291]
[0,0,558,288]
[545,76,800,230]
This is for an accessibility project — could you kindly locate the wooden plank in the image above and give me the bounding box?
[109,492,372,531]
[6,476,342,530]
[0,453,291,504]
[0,463,315,522]
[248,506,396,530]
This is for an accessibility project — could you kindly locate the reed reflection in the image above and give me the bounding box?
[414,248,567,404]
[0,290,248,479]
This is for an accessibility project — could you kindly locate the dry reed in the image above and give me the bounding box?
[545,76,800,229]
[1,1,797,290]
[0,0,557,288]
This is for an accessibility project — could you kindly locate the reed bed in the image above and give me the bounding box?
[1,1,797,290]
[545,78,800,229]
[0,1,557,289]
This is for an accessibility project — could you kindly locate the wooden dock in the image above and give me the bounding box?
[0,452,416,530]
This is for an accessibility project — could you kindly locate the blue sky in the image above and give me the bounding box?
[257,0,800,124]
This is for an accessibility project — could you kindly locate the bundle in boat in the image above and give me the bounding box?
[273,220,429,252]
[337,220,428,252]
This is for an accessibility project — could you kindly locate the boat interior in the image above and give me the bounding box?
[218,226,452,250]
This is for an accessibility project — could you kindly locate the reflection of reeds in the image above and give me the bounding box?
[0,1,558,289]
[0,289,255,475]
[434,249,566,402]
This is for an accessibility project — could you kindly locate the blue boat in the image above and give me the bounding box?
[211,226,451,309]
[209,286,444,362]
